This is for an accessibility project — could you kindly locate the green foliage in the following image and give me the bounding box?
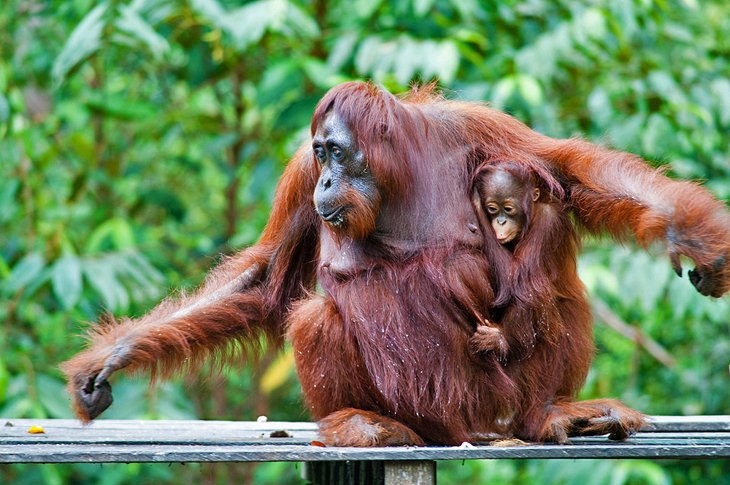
[1,0,729,482]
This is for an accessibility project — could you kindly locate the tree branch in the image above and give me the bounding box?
[592,299,676,368]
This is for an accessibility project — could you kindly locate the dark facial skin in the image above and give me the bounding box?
[482,169,539,245]
[312,113,378,229]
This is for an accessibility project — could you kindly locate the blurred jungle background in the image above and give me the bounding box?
[1,0,729,483]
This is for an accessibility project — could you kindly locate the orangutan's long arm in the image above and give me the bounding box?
[60,146,320,421]
[537,136,730,297]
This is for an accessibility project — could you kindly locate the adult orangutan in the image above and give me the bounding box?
[61,82,730,446]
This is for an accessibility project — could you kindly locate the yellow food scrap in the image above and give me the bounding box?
[28,426,45,434]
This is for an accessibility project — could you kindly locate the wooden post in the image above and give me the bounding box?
[384,461,436,484]
[304,460,436,485]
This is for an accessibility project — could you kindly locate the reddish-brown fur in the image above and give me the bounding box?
[62,82,730,444]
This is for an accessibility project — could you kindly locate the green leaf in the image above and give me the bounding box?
[607,113,645,150]
[0,179,19,223]
[354,0,382,18]
[394,37,420,85]
[328,32,358,71]
[36,374,74,419]
[67,132,96,161]
[83,258,129,312]
[0,358,8,402]
[710,78,730,127]
[642,114,674,156]
[355,36,460,85]
[0,255,9,280]
[587,88,613,127]
[52,2,109,85]
[86,218,136,253]
[198,0,268,49]
[192,0,317,51]
[40,466,64,485]
[516,74,542,106]
[190,0,227,26]
[0,92,9,124]
[354,36,383,75]
[114,251,163,302]
[515,8,608,82]
[451,0,480,19]
[491,76,516,109]
[51,255,83,310]
[452,28,488,50]
[413,0,435,16]
[85,91,157,120]
[301,59,349,90]
[622,460,671,485]
[0,396,32,418]
[4,253,45,296]
[430,41,460,84]
[116,4,169,59]
[284,2,319,38]
[647,71,686,105]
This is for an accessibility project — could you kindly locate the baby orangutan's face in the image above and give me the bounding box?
[481,169,539,245]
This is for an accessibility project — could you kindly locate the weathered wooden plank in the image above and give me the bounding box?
[4,416,729,440]
[0,419,318,443]
[2,437,730,463]
[3,415,728,436]
[4,426,730,443]
[2,417,730,464]
[1,419,318,432]
[4,432,730,446]
[644,416,730,432]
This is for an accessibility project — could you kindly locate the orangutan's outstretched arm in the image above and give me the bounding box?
[536,137,730,297]
[61,146,320,421]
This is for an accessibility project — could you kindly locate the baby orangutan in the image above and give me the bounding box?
[482,166,541,246]
[470,161,577,363]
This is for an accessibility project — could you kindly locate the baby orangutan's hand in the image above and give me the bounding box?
[470,324,509,361]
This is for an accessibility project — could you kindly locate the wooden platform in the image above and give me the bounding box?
[2,416,730,464]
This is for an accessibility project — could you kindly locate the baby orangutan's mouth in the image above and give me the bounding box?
[496,231,517,244]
